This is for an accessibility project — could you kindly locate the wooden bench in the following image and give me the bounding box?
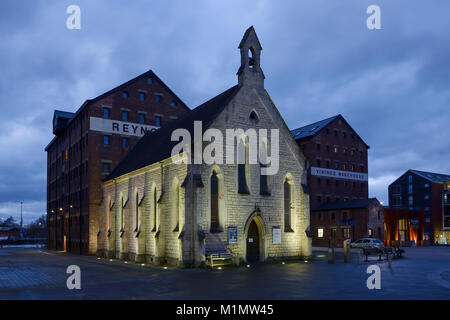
[362,247,382,262]
[206,248,235,268]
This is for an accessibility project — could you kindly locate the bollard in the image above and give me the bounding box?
[388,252,392,268]
[327,247,334,264]
[343,239,350,263]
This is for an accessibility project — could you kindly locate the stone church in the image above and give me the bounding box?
[97,27,311,267]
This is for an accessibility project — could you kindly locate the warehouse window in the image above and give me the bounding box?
[103,135,110,146]
[139,113,146,124]
[147,77,152,84]
[122,138,129,148]
[155,95,162,104]
[122,91,129,98]
[155,116,161,127]
[171,100,177,107]
[139,92,146,101]
[122,111,128,121]
[318,228,324,238]
[103,107,110,119]
[102,163,110,173]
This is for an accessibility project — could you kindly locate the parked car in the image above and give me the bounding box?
[350,238,384,249]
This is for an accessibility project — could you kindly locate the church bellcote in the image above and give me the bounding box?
[237,26,265,88]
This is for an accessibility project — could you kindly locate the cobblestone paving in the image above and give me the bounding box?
[0,246,449,299]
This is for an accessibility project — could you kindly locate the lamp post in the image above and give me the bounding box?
[20,201,24,240]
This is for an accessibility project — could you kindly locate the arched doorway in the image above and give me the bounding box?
[246,220,260,261]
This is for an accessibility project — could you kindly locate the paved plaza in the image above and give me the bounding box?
[0,246,449,299]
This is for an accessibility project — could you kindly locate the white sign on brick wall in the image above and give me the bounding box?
[90,117,158,137]
[311,167,368,182]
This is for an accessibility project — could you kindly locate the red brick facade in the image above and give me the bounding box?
[46,70,189,254]
[294,115,369,209]
[311,199,384,248]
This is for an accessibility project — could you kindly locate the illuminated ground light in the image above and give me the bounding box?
[109,259,113,262]
[217,267,222,270]
[141,263,145,266]
[163,267,168,270]
[97,257,101,260]
[304,260,308,263]
[124,261,128,264]
[282,261,286,265]
[246,264,250,268]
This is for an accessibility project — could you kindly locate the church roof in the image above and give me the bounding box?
[104,85,241,181]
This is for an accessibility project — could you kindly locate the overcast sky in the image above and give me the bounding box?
[1,0,449,223]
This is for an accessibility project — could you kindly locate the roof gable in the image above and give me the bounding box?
[45,69,189,151]
[238,26,262,50]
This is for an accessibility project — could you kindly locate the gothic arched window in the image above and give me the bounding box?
[210,171,220,232]
[152,188,157,232]
[284,178,293,232]
[238,138,250,194]
[248,47,255,69]
[174,184,180,232]
[135,193,139,232]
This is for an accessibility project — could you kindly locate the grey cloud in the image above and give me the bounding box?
[1,0,450,222]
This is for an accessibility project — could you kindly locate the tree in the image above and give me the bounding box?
[1,216,18,227]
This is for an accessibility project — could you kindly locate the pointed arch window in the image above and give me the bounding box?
[249,110,259,124]
[210,171,220,232]
[152,189,157,232]
[173,184,180,232]
[248,47,255,69]
[238,138,250,194]
[134,193,140,232]
[284,178,294,232]
[259,139,270,196]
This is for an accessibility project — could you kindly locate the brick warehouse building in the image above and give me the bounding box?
[291,115,371,246]
[388,169,450,244]
[45,70,189,254]
[291,115,369,209]
[311,198,384,248]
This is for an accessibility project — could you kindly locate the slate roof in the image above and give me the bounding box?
[409,170,450,183]
[104,85,241,181]
[311,198,379,211]
[45,70,189,151]
[54,110,75,119]
[290,114,370,148]
[290,115,339,140]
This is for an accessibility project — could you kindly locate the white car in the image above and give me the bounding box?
[350,238,384,249]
